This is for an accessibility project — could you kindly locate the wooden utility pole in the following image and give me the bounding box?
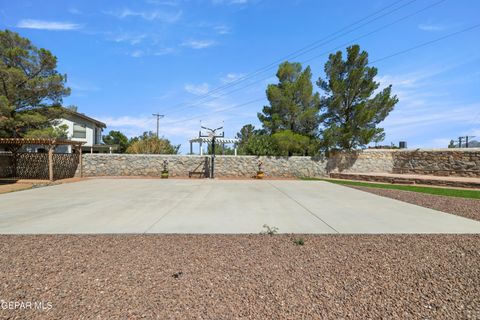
[152,113,164,138]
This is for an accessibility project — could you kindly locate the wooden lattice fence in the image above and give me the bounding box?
[0,152,80,180]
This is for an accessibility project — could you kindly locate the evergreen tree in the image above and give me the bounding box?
[258,61,321,137]
[0,30,70,137]
[317,45,398,150]
[103,130,129,153]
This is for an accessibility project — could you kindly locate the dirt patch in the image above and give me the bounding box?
[0,183,33,194]
[0,235,478,319]
[351,186,480,222]
[0,178,87,194]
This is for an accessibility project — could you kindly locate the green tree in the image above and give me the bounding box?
[236,124,256,148]
[126,131,180,154]
[24,124,68,139]
[103,130,129,153]
[0,30,70,137]
[206,142,235,155]
[241,134,277,156]
[258,61,321,137]
[271,130,317,156]
[317,45,398,150]
[448,140,456,148]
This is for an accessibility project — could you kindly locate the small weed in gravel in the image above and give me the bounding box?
[292,238,305,246]
[172,271,183,279]
[261,224,278,235]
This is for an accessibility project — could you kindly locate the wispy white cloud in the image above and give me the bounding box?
[185,83,210,95]
[108,8,182,22]
[17,19,81,30]
[221,73,245,84]
[214,25,230,35]
[130,50,145,58]
[68,8,82,15]
[418,23,445,32]
[154,47,176,56]
[181,39,216,49]
[69,82,100,92]
[146,0,181,6]
[98,114,198,140]
[112,33,147,45]
[101,115,155,129]
[212,0,249,5]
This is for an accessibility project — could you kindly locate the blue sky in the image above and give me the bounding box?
[1,0,479,153]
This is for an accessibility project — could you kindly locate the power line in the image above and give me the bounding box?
[369,23,480,64]
[164,23,480,126]
[163,97,265,125]
[163,0,446,116]
[160,0,421,114]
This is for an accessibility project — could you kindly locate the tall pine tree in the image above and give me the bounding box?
[0,30,70,138]
[317,45,398,150]
[258,62,321,137]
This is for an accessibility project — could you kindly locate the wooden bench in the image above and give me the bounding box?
[188,171,206,178]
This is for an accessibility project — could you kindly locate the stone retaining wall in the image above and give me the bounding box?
[76,150,393,178]
[75,149,480,178]
[392,149,480,177]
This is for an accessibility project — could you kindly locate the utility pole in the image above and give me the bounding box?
[199,125,224,179]
[152,113,164,138]
[466,136,476,148]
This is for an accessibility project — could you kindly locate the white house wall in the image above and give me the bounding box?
[56,114,103,153]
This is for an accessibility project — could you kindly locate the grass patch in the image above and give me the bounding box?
[303,178,480,200]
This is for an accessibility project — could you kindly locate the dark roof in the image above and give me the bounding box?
[0,138,86,146]
[62,108,106,128]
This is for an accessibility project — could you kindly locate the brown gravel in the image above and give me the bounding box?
[0,235,479,319]
[351,186,480,222]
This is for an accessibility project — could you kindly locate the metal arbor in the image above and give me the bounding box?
[199,126,223,179]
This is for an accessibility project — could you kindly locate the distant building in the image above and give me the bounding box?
[57,108,116,153]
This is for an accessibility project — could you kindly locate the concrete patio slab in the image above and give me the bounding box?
[0,179,479,234]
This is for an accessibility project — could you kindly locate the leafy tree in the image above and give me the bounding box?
[0,30,70,137]
[272,130,317,156]
[241,134,277,156]
[258,61,321,137]
[24,124,69,139]
[448,140,456,148]
[206,142,235,155]
[317,45,398,150]
[126,131,180,154]
[236,124,256,148]
[103,130,129,153]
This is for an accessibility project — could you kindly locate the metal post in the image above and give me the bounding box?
[211,136,215,179]
[466,136,469,148]
[190,141,193,155]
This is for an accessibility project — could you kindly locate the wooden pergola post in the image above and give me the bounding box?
[79,144,83,178]
[48,144,54,182]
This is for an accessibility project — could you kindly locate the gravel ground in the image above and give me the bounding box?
[351,186,480,222]
[0,235,479,319]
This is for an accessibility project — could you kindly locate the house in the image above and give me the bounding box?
[56,108,116,153]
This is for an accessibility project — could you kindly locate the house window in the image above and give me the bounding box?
[73,123,86,139]
[94,128,101,144]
